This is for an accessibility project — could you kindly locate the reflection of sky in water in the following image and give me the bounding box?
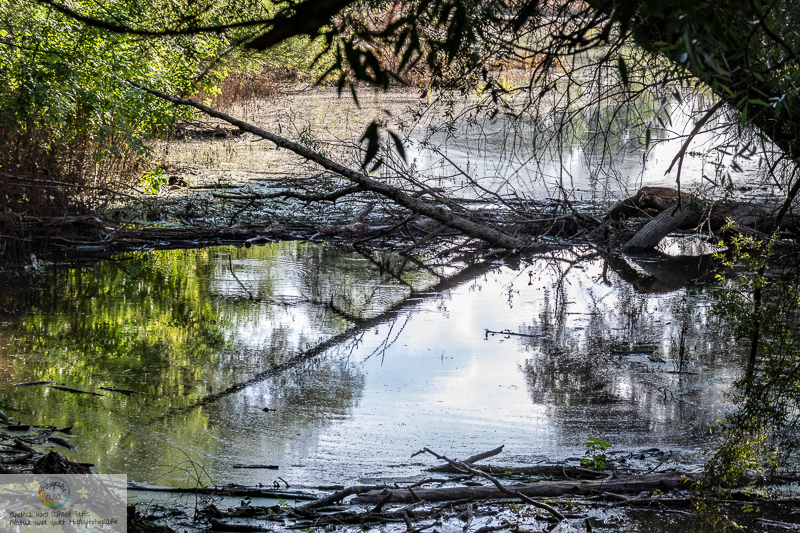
[272,255,741,486]
[402,96,759,202]
[0,245,745,488]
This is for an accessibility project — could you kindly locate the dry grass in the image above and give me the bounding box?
[0,125,143,262]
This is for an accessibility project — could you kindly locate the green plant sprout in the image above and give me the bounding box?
[581,435,612,470]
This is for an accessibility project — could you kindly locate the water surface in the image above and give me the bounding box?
[0,243,743,488]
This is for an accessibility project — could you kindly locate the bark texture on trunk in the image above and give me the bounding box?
[351,473,696,503]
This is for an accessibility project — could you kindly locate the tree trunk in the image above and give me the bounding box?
[132,83,527,250]
[351,473,696,503]
[620,203,703,253]
[615,188,783,254]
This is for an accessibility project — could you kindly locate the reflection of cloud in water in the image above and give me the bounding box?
[187,356,366,486]
[0,243,752,487]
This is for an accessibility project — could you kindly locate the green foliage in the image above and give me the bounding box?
[0,0,226,189]
[139,168,168,195]
[581,435,611,470]
[705,225,800,486]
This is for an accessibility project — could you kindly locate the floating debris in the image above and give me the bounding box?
[99,386,143,395]
[50,385,103,396]
[47,437,75,450]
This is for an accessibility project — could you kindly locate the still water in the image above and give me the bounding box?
[0,242,743,488]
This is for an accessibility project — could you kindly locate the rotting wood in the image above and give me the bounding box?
[208,518,270,532]
[131,83,527,250]
[297,485,389,510]
[429,463,608,479]
[483,329,545,340]
[0,452,33,464]
[127,483,320,500]
[619,203,703,253]
[754,518,800,530]
[46,436,75,450]
[616,188,792,253]
[312,204,375,239]
[416,447,566,520]
[605,187,682,220]
[214,184,365,203]
[351,473,697,504]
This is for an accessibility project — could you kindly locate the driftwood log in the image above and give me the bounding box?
[351,473,696,504]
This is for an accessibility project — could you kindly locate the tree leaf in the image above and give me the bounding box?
[360,121,381,170]
[388,130,406,161]
[617,56,629,86]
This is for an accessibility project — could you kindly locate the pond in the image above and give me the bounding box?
[0,241,744,490]
[159,88,775,227]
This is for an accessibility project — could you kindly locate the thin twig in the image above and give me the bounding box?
[418,448,565,521]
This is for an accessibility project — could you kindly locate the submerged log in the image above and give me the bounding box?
[351,473,696,504]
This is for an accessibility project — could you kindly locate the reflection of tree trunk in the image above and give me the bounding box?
[607,252,719,293]
[145,256,503,423]
[746,269,764,391]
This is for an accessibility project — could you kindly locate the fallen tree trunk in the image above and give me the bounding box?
[132,83,526,250]
[619,203,703,253]
[616,189,788,253]
[429,464,608,479]
[351,473,697,503]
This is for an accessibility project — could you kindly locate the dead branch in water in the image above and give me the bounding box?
[350,472,697,504]
[415,447,566,520]
[130,83,527,250]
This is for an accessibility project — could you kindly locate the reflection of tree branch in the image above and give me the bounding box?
[398,252,445,281]
[228,254,254,300]
[351,246,414,288]
[326,297,365,325]
[144,259,500,423]
[362,315,411,365]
